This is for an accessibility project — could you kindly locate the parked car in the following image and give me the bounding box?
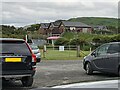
[1,38,38,87]
[29,44,41,63]
[83,42,120,76]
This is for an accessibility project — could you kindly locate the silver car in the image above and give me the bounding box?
[30,44,41,62]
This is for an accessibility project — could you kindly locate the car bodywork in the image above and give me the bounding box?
[83,42,120,75]
[0,38,37,86]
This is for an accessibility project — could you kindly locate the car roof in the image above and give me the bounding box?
[107,42,120,44]
[0,38,24,41]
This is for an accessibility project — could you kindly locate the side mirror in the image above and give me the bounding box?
[91,51,96,57]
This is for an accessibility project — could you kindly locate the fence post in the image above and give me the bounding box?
[52,40,55,50]
[43,45,46,58]
[90,47,92,53]
[77,45,80,57]
[69,45,70,57]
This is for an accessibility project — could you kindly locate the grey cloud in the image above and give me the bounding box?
[1,2,118,27]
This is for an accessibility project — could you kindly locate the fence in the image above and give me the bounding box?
[40,45,90,60]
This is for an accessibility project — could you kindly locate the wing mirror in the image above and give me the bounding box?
[91,51,96,57]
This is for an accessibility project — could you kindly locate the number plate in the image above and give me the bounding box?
[5,58,22,62]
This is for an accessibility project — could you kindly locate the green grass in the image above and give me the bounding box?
[68,17,117,27]
[41,49,90,60]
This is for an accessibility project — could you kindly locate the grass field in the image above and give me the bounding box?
[41,49,90,60]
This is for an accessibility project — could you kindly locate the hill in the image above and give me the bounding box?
[68,17,118,27]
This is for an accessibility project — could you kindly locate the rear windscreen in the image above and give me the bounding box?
[1,40,31,55]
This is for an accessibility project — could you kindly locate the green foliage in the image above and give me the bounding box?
[62,32,75,39]
[60,32,119,50]
[63,32,99,42]
[110,34,120,42]
[92,34,120,47]
[68,17,117,27]
[70,38,86,46]
[92,30,113,34]
[82,45,91,51]
[55,38,69,45]
[26,24,40,31]
[29,31,47,39]
[1,24,45,39]
[2,25,27,39]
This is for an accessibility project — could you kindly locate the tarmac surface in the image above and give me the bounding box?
[2,60,119,90]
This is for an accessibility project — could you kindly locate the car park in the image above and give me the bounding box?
[83,42,120,76]
[29,44,41,63]
[0,38,37,87]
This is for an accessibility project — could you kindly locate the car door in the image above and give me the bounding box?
[92,44,110,71]
[105,43,120,73]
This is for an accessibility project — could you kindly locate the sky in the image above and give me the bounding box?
[0,0,119,27]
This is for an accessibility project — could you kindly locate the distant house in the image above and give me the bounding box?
[93,26,108,31]
[59,21,92,34]
[92,25,110,34]
[39,23,50,35]
[39,21,93,37]
[48,21,62,37]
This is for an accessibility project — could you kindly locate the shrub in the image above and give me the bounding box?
[70,38,86,46]
[92,34,120,49]
[82,45,91,51]
[55,38,69,45]
[110,34,120,42]
[100,36,111,43]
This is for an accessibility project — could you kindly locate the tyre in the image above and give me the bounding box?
[21,76,33,87]
[86,63,93,75]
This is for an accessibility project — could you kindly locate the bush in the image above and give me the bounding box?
[92,36,111,44]
[100,36,111,43]
[82,45,91,51]
[92,34,120,49]
[92,37,101,44]
[92,36,108,48]
[70,38,86,46]
[110,34,120,42]
[55,38,69,45]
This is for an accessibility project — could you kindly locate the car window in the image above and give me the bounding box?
[96,44,110,57]
[1,41,31,55]
[31,45,38,49]
[107,44,120,54]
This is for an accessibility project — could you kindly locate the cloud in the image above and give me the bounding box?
[1,1,118,27]
[2,0,119,2]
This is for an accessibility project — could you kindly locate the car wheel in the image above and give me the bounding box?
[21,76,33,87]
[86,63,93,75]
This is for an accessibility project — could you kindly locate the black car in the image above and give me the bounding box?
[0,38,37,87]
[83,42,120,76]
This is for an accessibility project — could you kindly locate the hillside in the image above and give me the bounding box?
[68,17,118,27]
